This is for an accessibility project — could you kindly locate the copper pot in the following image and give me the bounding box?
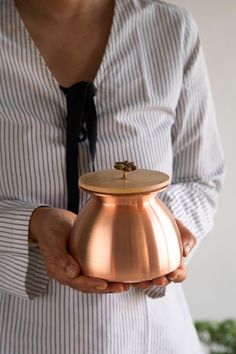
[69,168,182,283]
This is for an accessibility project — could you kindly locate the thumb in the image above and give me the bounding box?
[175,219,197,257]
[43,249,81,280]
[64,254,80,279]
[57,252,80,279]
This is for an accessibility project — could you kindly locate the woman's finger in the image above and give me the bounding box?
[175,219,197,257]
[151,276,170,287]
[69,278,130,294]
[68,275,108,291]
[132,281,152,289]
[167,259,186,283]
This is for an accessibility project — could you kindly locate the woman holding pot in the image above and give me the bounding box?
[0,0,224,353]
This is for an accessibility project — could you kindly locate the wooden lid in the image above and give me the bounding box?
[79,169,170,195]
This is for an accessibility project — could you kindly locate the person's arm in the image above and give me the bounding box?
[161,12,224,249]
[0,200,49,299]
[0,202,130,299]
[144,11,225,299]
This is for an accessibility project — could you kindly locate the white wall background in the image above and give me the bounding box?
[169,0,236,320]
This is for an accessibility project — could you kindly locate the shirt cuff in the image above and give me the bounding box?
[144,285,166,299]
[0,201,50,299]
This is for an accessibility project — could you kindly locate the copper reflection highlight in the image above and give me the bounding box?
[69,192,182,283]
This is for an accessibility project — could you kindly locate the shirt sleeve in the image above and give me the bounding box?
[145,12,225,299]
[0,200,49,299]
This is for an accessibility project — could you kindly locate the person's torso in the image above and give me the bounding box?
[0,0,185,210]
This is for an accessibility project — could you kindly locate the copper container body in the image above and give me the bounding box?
[69,191,182,283]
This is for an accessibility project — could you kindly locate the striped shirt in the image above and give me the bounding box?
[0,0,224,353]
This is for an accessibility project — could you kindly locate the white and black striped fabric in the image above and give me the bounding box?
[0,0,224,353]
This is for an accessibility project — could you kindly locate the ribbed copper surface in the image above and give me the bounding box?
[69,192,182,283]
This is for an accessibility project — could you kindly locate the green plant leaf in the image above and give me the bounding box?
[195,319,236,353]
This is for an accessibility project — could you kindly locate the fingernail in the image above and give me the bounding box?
[96,285,108,290]
[95,281,108,290]
[152,280,166,287]
[184,244,191,256]
[66,265,78,279]
[169,276,178,282]
[140,284,150,289]
[111,289,123,293]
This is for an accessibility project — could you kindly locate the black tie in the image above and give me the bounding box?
[61,81,97,214]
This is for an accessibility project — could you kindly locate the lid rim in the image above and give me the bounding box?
[79,169,170,195]
[79,184,169,195]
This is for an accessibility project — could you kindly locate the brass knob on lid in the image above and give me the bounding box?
[113,160,137,179]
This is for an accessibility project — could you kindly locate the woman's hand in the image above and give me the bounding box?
[29,207,129,294]
[133,219,197,290]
